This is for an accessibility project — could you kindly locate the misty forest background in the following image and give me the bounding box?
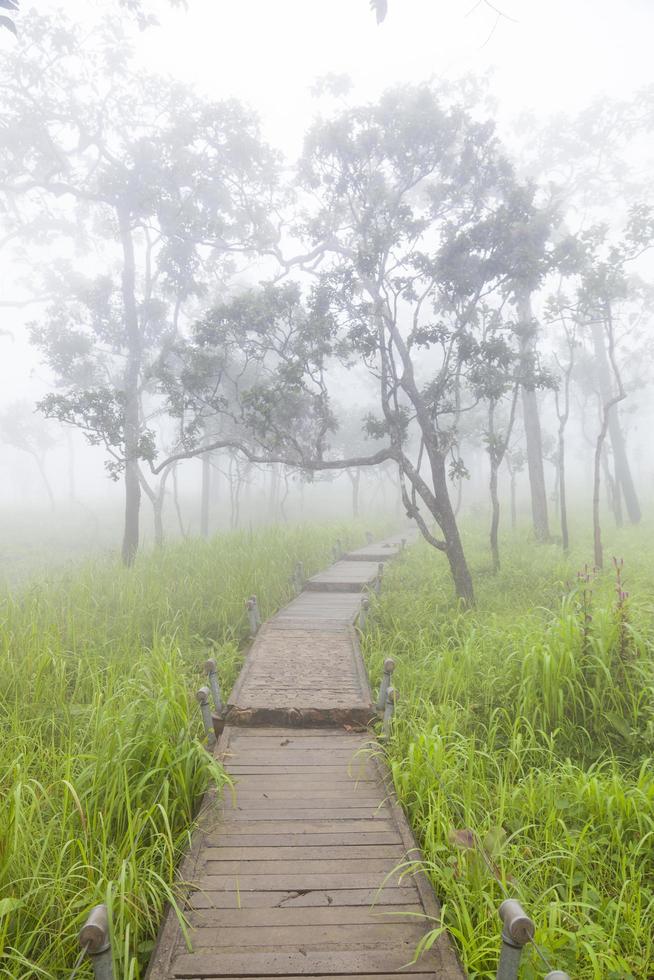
[1,1,654,979]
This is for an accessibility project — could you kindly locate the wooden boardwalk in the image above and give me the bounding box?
[147,534,462,980]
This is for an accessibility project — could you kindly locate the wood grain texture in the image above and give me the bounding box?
[145,530,462,980]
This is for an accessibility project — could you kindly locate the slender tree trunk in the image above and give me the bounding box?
[30,452,55,511]
[601,446,623,527]
[591,320,640,524]
[172,462,187,539]
[347,468,361,519]
[66,428,76,502]
[517,290,549,541]
[118,207,141,566]
[593,422,609,569]
[433,455,475,605]
[200,452,211,539]
[489,459,500,573]
[558,429,569,553]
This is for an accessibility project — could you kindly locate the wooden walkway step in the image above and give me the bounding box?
[147,729,462,980]
[146,531,463,980]
[225,625,374,727]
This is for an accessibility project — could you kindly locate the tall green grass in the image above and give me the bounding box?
[0,522,368,979]
[364,521,654,979]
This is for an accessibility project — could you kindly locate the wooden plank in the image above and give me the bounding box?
[171,950,441,976]
[185,922,428,948]
[177,975,435,980]
[192,873,413,891]
[187,888,421,910]
[202,845,409,861]
[223,798,387,810]
[187,905,423,927]
[216,820,395,835]
[203,858,405,875]
[200,832,402,847]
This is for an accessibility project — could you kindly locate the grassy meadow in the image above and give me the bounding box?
[364,519,654,979]
[0,522,369,979]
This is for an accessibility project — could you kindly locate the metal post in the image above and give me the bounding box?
[251,594,262,627]
[375,562,384,594]
[382,686,397,739]
[359,595,370,630]
[377,657,395,711]
[366,530,374,544]
[246,596,259,636]
[293,561,304,593]
[196,686,216,748]
[496,900,535,980]
[79,904,115,980]
[205,658,223,714]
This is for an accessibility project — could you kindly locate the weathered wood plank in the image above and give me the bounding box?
[203,858,406,875]
[187,905,423,927]
[198,832,402,847]
[202,844,409,861]
[191,873,413,891]
[170,950,441,976]
[184,922,428,948]
[187,888,421,910]
[216,820,395,835]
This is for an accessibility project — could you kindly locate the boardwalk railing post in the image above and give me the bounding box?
[496,900,535,980]
[375,562,384,595]
[196,686,216,749]
[359,595,370,630]
[377,657,395,711]
[382,686,397,739]
[293,561,305,594]
[333,538,343,561]
[79,904,114,980]
[205,658,223,714]
[401,537,407,551]
[365,530,374,544]
[246,596,259,637]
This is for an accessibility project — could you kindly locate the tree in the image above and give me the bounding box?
[176,87,563,603]
[1,12,277,563]
[0,401,57,508]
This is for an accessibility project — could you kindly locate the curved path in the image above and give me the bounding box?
[147,534,462,980]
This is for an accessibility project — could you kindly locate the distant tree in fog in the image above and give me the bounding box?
[0,401,57,509]
[0,12,278,562]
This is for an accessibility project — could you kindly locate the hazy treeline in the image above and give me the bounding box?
[1,9,653,600]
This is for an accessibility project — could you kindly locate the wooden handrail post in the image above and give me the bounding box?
[377,657,395,711]
[79,904,114,980]
[496,900,535,980]
[196,686,216,749]
[205,658,223,714]
[359,595,370,630]
[382,686,397,739]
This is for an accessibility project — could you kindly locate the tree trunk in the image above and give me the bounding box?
[66,428,76,502]
[433,455,475,605]
[591,320,640,524]
[200,452,211,539]
[172,463,187,539]
[517,290,549,542]
[558,429,569,553]
[118,207,142,567]
[152,495,164,548]
[601,446,623,528]
[31,452,55,511]
[489,459,500,572]
[348,468,361,519]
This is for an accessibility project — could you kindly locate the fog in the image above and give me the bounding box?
[1,0,653,586]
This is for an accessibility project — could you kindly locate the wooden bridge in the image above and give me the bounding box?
[146,534,463,980]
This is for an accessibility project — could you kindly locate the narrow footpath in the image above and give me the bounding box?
[147,534,463,980]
